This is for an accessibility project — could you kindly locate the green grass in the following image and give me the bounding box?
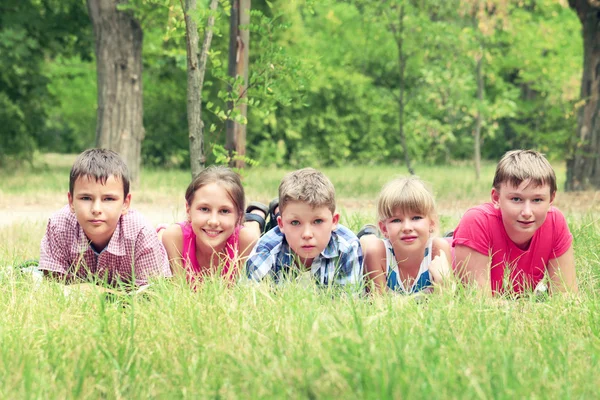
[1,154,598,399]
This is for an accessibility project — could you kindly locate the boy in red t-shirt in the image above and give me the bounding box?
[453,150,577,296]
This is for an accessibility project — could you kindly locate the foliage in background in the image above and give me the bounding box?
[0,0,582,167]
[0,0,91,165]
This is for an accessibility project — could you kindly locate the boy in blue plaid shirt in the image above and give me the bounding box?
[246,168,363,287]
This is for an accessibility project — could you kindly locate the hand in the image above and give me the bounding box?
[429,251,451,285]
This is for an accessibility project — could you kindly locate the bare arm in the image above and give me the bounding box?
[238,226,260,259]
[454,244,492,296]
[160,224,186,279]
[429,237,452,287]
[360,235,387,294]
[547,244,577,294]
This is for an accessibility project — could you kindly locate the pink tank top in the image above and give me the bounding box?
[178,222,242,283]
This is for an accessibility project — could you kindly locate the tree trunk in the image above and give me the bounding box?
[567,0,600,191]
[225,0,251,169]
[474,50,483,181]
[87,0,144,184]
[183,0,219,178]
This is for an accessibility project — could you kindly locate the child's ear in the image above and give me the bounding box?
[121,193,132,215]
[185,202,191,221]
[277,214,284,232]
[331,212,340,230]
[491,188,500,209]
[378,220,388,238]
[550,191,556,205]
[67,192,74,213]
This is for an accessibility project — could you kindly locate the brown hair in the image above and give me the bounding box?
[69,148,130,197]
[493,150,557,194]
[185,166,245,224]
[278,168,336,214]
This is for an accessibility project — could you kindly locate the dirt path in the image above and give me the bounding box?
[0,191,598,228]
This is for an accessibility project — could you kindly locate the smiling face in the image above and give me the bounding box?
[277,201,339,268]
[379,209,434,256]
[186,182,240,253]
[492,180,555,248]
[68,175,131,251]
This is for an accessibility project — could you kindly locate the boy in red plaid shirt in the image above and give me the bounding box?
[39,149,171,290]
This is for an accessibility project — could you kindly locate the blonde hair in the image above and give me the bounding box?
[279,168,336,213]
[185,166,245,225]
[377,176,437,223]
[493,150,557,194]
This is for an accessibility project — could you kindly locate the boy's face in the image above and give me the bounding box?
[277,201,339,268]
[491,180,555,248]
[68,175,131,251]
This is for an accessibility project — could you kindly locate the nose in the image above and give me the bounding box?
[91,199,102,215]
[302,225,313,239]
[207,211,219,226]
[521,201,533,219]
[401,220,413,232]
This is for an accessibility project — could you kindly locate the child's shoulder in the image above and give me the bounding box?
[257,226,286,251]
[332,223,360,249]
[119,209,157,237]
[48,205,78,231]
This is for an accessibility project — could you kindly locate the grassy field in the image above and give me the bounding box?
[1,154,599,398]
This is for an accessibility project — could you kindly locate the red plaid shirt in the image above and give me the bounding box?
[39,206,171,286]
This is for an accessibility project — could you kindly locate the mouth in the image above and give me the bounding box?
[301,245,316,251]
[89,220,104,225]
[202,229,223,238]
[517,221,535,227]
[401,236,418,242]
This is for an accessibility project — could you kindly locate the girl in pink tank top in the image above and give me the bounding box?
[160,166,261,287]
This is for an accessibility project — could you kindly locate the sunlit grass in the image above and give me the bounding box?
[0,154,598,398]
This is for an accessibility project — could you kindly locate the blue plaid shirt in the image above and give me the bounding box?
[246,224,363,286]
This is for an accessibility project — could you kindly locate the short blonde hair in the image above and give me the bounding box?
[377,176,437,223]
[493,150,557,194]
[279,168,336,213]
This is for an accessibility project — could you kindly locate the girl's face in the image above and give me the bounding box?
[186,182,240,252]
[379,209,434,255]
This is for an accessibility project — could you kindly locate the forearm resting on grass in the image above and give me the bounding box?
[547,245,577,295]
[360,235,387,294]
[454,245,492,296]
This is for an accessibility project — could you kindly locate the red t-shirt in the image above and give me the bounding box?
[453,203,572,294]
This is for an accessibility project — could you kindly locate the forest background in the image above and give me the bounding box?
[0,0,587,177]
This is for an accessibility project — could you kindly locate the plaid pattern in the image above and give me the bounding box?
[246,224,363,286]
[39,206,171,286]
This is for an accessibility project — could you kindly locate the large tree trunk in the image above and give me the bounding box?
[225,0,251,169]
[183,0,219,178]
[567,0,600,191]
[87,0,144,184]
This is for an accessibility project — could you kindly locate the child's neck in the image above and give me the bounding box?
[195,240,228,270]
[394,244,426,289]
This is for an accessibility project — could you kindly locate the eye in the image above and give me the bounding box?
[532,198,543,203]
[104,197,116,202]
[314,219,324,225]
[80,196,91,201]
[220,209,231,214]
[390,218,401,223]
[290,220,300,226]
[412,215,423,221]
[511,197,522,202]
[199,207,209,212]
